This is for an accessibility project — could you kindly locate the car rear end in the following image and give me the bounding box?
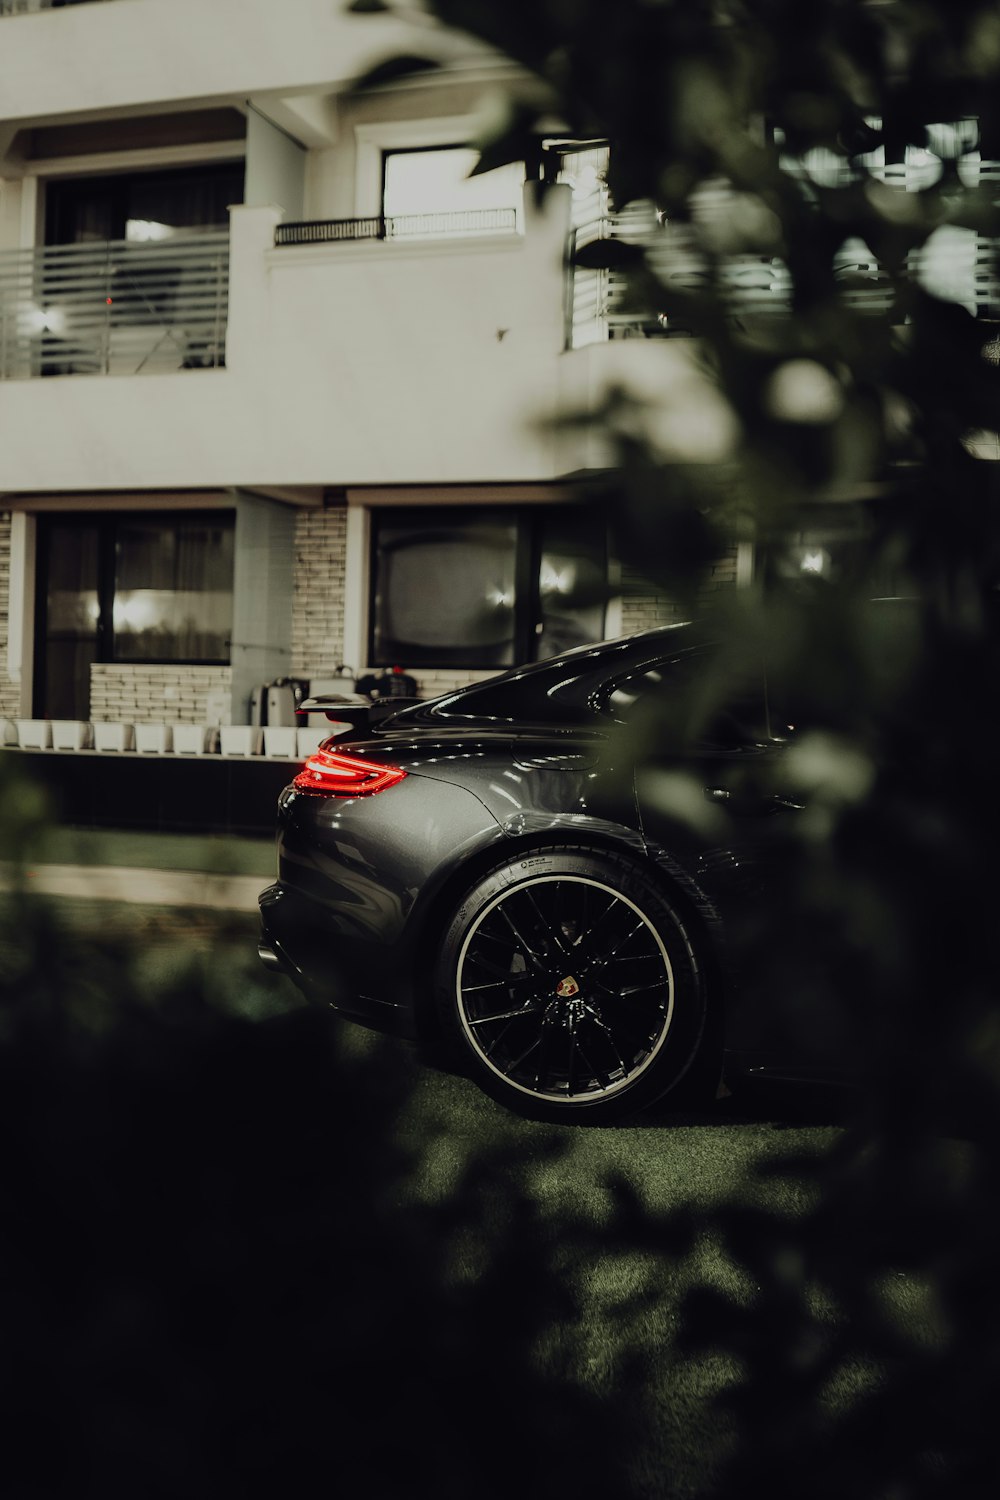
[258,738,507,1035]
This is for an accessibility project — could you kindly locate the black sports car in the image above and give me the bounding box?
[258,623,809,1122]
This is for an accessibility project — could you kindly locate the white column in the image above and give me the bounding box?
[7,511,35,714]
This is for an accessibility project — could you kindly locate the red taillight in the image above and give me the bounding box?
[292,747,407,797]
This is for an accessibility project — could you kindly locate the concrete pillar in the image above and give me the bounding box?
[230,490,296,723]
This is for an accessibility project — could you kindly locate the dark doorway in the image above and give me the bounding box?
[34,517,103,722]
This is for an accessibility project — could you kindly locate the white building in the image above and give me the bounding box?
[2,2,994,745]
[0,0,724,740]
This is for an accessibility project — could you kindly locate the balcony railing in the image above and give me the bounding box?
[571,191,1000,344]
[275,208,519,247]
[0,233,229,379]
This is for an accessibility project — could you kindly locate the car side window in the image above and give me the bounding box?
[602,655,768,751]
[607,667,667,717]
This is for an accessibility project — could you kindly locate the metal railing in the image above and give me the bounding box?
[0,233,229,379]
[275,208,519,247]
[571,205,1000,344]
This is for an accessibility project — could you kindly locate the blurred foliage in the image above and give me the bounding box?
[0,754,639,1499]
[351,1,1000,1495]
[3,3,1000,1495]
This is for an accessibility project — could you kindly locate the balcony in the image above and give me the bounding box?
[569,191,1000,346]
[0,198,572,492]
[0,233,229,378]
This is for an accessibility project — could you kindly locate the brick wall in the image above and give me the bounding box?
[408,667,501,699]
[90,664,233,724]
[291,507,347,677]
[0,514,17,720]
[701,546,740,597]
[619,544,741,634]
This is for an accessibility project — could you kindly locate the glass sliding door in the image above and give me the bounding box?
[34,519,103,720]
[34,511,235,719]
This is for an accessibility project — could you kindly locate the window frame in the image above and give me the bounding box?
[43,159,245,247]
[33,509,235,715]
[367,504,607,671]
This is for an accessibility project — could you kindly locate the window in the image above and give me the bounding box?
[45,161,244,247]
[34,512,234,718]
[112,518,234,661]
[603,653,769,750]
[369,506,607,669]
[381,147,524,237]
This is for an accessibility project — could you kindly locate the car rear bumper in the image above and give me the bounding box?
[258,880,421,1036]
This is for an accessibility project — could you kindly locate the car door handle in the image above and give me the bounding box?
[704,786,804,812]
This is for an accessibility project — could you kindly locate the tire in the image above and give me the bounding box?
[433,845,711,1123]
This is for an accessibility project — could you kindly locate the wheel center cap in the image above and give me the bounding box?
[555,975,580,999]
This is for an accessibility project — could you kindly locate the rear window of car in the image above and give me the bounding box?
[397,627,721,729]
[598,650,770,750]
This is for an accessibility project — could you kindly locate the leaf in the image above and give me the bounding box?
[572,237,647,272]
[467,134,533,178]
[349,54,440,93]
[468,97,544,179]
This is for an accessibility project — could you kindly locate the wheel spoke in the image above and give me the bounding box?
[461,969,535,994]
[467,1000,540,1028]
[496,903,547,969]
[575,891,620,954]
[594,1006,662,1060]
[616,979,670,1001]
[606,917,649,958]
[520,884,570,960]
[573,1031,612,1092]
[503,1029,545,1076]
[566,1027,580,1096]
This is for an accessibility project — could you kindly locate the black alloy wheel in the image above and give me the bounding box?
[434,846,710,1122]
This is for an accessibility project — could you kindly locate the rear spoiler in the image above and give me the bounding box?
[299,695,416,734]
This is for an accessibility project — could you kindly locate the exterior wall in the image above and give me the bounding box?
[0,196,572,493]
[406,667,500,700]
[290,507,348,678]
[620,567,687,634]
[246,107,305,219]
[0,513,18,721]
[619,545,742,634]
[702,546,741,598]
[0,0,447,126]
[90,664,233,725]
